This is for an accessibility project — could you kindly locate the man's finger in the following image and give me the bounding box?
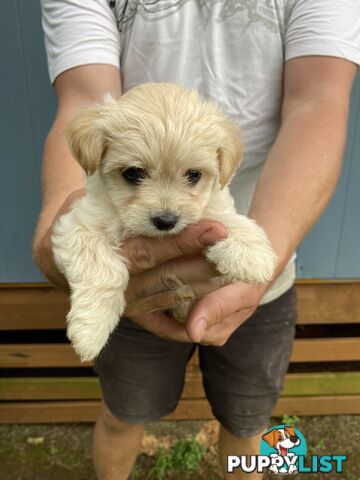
[125,253,221,302]
[198,308,256,346]
[131,311,191,342]
[185,282,263,342]
[125,277,227,317]
[121,220,227,274]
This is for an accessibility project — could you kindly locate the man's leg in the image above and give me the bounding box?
[93,317,196,480]
[93,402,144,480]
[199,287,298,480]
[219,425,265,480]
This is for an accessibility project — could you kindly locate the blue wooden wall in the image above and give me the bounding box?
[297,76,360,278]
[0,0,359,282]
[0,0,55,282]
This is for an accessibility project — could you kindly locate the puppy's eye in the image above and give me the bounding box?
[122,167,146,184]
[185,169,202,185]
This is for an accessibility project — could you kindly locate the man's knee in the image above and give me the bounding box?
[98,402,144,436]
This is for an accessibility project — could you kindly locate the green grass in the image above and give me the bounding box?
[281,414,301,426]
[147,438,206,480]
[1,417,359,480]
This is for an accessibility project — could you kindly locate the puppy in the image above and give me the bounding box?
[52,83,277,362]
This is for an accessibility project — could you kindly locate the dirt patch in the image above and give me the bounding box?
[0,416,359,479]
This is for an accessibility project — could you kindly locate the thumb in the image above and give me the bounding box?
[185,282,261,342]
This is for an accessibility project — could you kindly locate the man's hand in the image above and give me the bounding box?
[121,220,234,342]
[185,281,267,345]
[34,189,86,289]
[121,222,269,345]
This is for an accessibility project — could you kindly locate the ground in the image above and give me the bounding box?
[0,416,359,479]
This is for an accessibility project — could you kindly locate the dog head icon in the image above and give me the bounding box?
[262,426,301,457]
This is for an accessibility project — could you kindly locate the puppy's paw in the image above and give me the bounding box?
[67,293,126,362]
[269,455,280,474]
[67,316,107,362]
[172,302,192,324]
[288,464,298,475]
[206,232,277,284]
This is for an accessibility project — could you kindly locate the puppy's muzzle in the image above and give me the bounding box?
[151,212,178,231]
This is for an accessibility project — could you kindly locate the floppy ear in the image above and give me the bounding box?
[217,117,242,189]
[67,97,116,175]
[262,429,277,447]
[285,426,296,437]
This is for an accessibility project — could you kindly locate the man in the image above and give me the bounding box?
[33,1,360,479]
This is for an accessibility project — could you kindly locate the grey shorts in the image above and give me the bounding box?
[94,286,297,437]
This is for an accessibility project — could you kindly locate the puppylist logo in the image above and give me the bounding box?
[227,425,347,476]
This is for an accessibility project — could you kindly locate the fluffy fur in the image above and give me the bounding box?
[52,83,277,362]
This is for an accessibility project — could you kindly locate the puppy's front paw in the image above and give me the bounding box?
[206,231,277,284]
[67,316,106,362]
[269,455,279,474]
[288,464,298,475]
[67,293,126,362]
[172,302,192,324]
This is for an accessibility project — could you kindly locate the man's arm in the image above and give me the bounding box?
[249,56,356,274]
[32,64,122,288]
[185,56,357,344]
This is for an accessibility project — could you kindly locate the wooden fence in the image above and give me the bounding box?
[0,281,359,423]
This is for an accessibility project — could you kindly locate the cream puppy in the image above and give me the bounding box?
[52,83,277,362]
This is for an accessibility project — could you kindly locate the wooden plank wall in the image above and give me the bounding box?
[2,281,360,330]
[0,282,359,423]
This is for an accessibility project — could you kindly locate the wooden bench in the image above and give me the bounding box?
[0,281,359,423]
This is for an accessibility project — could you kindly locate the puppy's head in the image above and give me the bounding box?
[262,427,300,450]
[67,83,242,236]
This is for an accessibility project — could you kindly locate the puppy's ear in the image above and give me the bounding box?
[217,118,242,189]
[285,426,296,437]
[262,429,277,447]
[67,96,115,175]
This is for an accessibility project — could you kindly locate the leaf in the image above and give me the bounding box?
[26,436,45,445]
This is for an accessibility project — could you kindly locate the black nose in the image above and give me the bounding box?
[151,213,178,231]
[290,435,298,443]
[151,212,178,230]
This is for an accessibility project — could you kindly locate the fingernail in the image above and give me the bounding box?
[199,228,226,246]
[192,317,208,342]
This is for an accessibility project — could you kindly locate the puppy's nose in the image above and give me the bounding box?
[151,213,178,231]
[290,436,298,443]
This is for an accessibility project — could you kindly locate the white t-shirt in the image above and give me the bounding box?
[41,0,360,304]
